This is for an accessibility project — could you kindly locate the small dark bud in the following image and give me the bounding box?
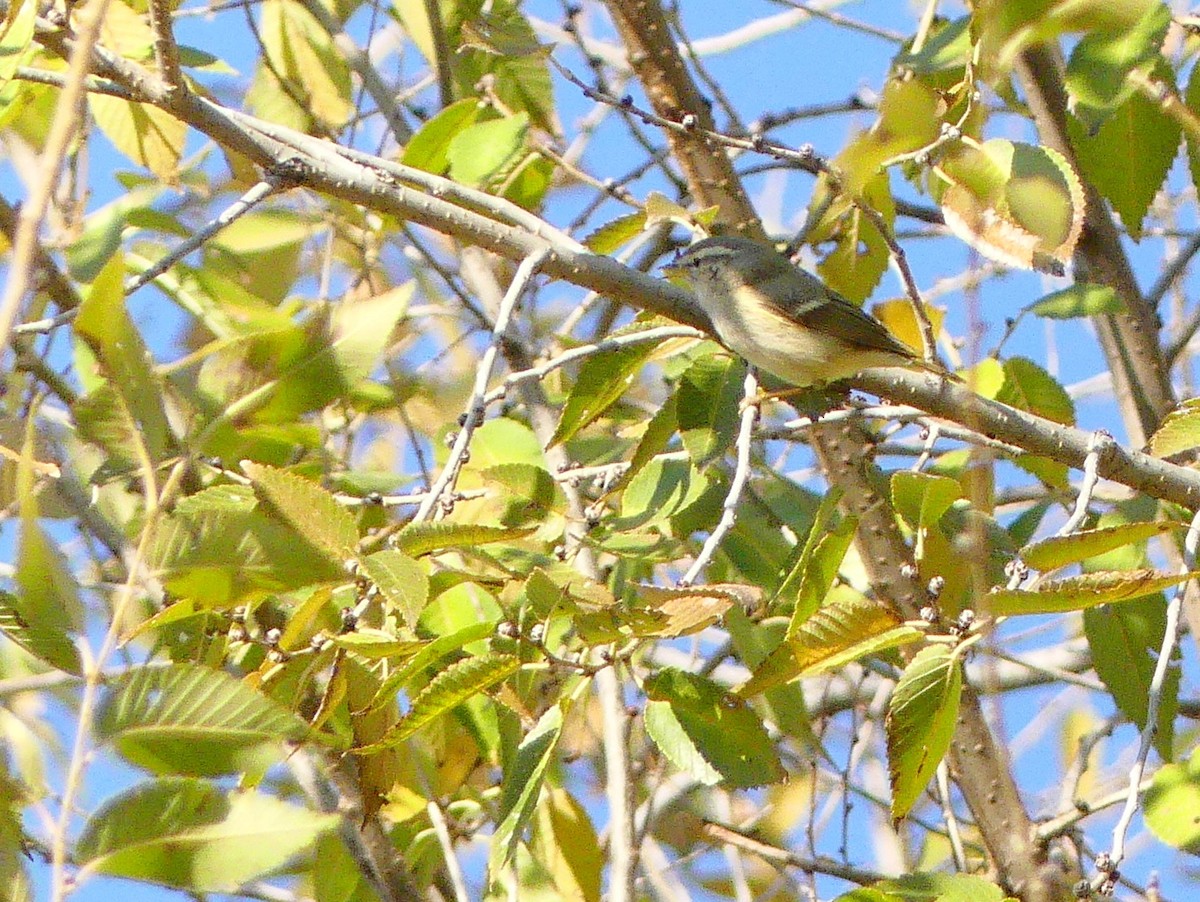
[619,94,633,108]
[680,113,698,130]
[365,491,383,505]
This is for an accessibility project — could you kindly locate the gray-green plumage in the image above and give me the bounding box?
[664,235,948,387]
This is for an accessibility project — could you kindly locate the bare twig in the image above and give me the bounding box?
[678,369,759,587]
[1102,509,1200,894]
[147,0,184,93]
[414,249,550,521]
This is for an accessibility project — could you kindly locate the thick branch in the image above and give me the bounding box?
[1014,43,1174,444]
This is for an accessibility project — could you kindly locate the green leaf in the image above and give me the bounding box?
[937,139,1085,272]
[644,669,783,788]
[447,112,529,188]
[1149,398,1200,457]
[1029,283,1124,318]
[1021,521,1178,571]
[1064,3,1170,124]
[1085,601,1177,760]
[1069,58,1181,239]
[74,250,171,462]
[1186,60,1200,197]
[490,705,563,872]
[357,652,520,752]
[258,0,351,129]
[886,645,962,820]
[96,664,312,776]
[150,494,344,607]
[75,777,337,891]
[988,569,1200,615]
[88,94,185,181]
[891,472,961,535]
[328,629,426,660]
[242,461,359,564]
[786,514,857,628]
[454,1,555,131]
[815,172,893,302]
[1144,752,1200,855]
[875,872,1009,902]
[738,592,923,697]
[550,337,660,447]
[997,357,1075,425]
[676,353,741,468]
[402,98,486,173]
[0,0,35,88]
[531,788,603,902]
[614,457,710,530]
[359,550,429,628]
[0,589,81,675]
[392,521,535,557]
[365,620,499,714]
[583,211,647,254]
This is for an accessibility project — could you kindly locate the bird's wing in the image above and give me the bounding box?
[763,267,921,359]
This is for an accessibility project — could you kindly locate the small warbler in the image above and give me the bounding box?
[663,235,951,387]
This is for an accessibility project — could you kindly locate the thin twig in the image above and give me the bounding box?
[0,0,116,359]
[126,177,283,297]
[1102,508,1200,894]
[1055,431,1110,538]
[414,249,549,521]
[427,801,469,902]
[678,369,759,587]
[935,761,968,871]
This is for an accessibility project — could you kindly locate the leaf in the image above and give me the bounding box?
[550,336,660,447]
[75,777,337,891]
[1085,601,1177,760]
[1144,753,1200,855]
[738,593,923,697]
[937,139,1085,273]
[1069,58,1180,239]
[891,472,961,535]
[635,583,757,638]
[675,353,741,467]
[531,788,602,902]
[814,171,894,302]
[787,514,858,628]
[356,652,520,752]
[402,98,487,173]
[0,589,81,675]
[447,113,530,189]
[997,357,1075,425]
[1029,283,1124,318]
[875,872,1009,902]
[364,620,499,714]
[1021,521,1178,571]
[489,705,563,872]
[1149,398,1200,457]
[644,669,783,788]
[88,95,185,182]
[328,629,426,660]
[0,0,35,88]
[74,251,171,463]
[259,0,351,129]
[583,211,647,254]
[614,457,710,530]
[96,664,312,776]
[1064,3,1170,125]
[887,645,962,821]
[391,521,535,557]
[988,569,1200,615]
[359,550,430,628]
[242,461,359,564]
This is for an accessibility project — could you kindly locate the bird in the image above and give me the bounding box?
[662,235,953,388]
